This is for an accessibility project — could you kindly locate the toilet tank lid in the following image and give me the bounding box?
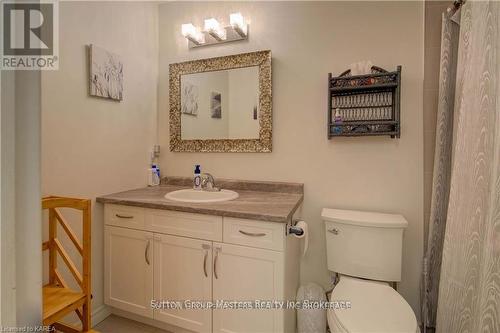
[322,208,408,228]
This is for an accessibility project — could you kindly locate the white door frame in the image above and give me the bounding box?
[1,69,43,326]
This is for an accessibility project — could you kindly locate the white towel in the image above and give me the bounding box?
[350,60,373,75]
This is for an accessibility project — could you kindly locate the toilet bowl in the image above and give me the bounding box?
[322,208,418,333]
[327,275,418,333]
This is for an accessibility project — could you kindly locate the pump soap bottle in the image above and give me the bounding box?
[193,165,202,190]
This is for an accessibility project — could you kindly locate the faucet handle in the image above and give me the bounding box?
[200,173,220,191]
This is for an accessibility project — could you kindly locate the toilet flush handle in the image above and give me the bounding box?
[328,228,340,235]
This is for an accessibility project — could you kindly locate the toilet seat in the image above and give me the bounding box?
[327,275,418,333]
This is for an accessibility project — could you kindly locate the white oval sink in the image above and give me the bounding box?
[165,189,239,203]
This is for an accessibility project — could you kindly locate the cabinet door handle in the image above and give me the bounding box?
[203,251,208,278]
[214,247,221,279]
[145,240,151,265]
[239,230,266,237]
[116,214,134,219]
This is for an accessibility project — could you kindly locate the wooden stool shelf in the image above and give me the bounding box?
[42,196,98,333]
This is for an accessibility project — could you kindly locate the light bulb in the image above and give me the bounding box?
[181,23,195,37]
[229,12,243,27]
[181,23,204,45]
[204,18,226,41]
[230,12,247,37]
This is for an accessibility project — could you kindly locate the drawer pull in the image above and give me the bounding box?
[202,244,210,278]
[203,251,208,277]
[145,240,151,265]
[239,230,266,237]
[214,247,221,279]
[116,214,134,219]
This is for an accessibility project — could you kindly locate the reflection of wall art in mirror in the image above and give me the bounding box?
[253,105,258,120]
[181,82,198,116]
[210,92,222,119]
[89,44,123,101]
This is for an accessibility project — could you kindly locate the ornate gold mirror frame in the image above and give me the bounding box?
[169,50,272,152]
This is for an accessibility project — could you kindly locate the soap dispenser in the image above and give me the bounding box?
[193,165,202,190]
[148,165,160,186]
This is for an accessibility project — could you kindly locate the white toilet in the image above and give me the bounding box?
[322,208,418,333]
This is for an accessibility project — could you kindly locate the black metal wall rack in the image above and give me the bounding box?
[328,65,402,138]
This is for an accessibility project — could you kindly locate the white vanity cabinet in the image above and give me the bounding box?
[104,226,153,318]
[212,242,284,333]
[104,204,300,333]
[153,233,213,333]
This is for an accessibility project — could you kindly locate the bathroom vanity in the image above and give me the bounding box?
[97,178,303,333]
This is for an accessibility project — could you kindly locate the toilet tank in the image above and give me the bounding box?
[323,208,408,282]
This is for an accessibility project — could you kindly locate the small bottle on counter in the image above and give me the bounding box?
[193,164,202,190]
[154,164,160,185]
[148,165,160,186]
[149,164,160,186]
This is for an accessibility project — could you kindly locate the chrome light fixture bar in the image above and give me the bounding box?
[181,13,249,49]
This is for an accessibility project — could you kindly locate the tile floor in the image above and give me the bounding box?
[94,314,171,333]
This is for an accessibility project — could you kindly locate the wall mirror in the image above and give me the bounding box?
[169,50,272,152]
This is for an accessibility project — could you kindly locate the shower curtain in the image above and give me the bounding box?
[422,8,460,331]
[435,1,500,332]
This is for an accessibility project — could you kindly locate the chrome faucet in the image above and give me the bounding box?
[201,173,220,192]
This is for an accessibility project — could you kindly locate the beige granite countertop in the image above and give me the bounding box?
[96,179,303,223]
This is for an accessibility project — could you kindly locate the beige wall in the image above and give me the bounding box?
[158,1,424,317]
[41,1,159,319]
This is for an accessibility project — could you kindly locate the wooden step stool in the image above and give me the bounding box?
[42,196,99,333]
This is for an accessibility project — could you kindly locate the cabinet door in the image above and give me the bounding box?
[212,242,284,333]
[154,234,212,333]
[104,226,153,318]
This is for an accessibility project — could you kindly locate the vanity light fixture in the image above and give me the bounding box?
[230,12,247,37]
[181,23,205,45]
[204,18,227,41]
[181,13,249,49]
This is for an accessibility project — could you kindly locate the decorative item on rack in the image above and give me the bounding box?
[328,65,402,138]
[181,12,249,49]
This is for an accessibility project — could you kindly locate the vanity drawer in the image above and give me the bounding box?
[223,217,285,251]
[145,209,222,241]
[105,204,145,229]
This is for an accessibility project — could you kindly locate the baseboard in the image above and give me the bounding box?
[92,304,112,327]
[67,304,112,328]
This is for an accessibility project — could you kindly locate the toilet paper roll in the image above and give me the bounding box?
[293,220,309,257]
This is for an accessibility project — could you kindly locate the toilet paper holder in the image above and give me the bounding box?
[288,219,304,236]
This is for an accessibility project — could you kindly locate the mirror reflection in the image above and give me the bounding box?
[180,66,259,140]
